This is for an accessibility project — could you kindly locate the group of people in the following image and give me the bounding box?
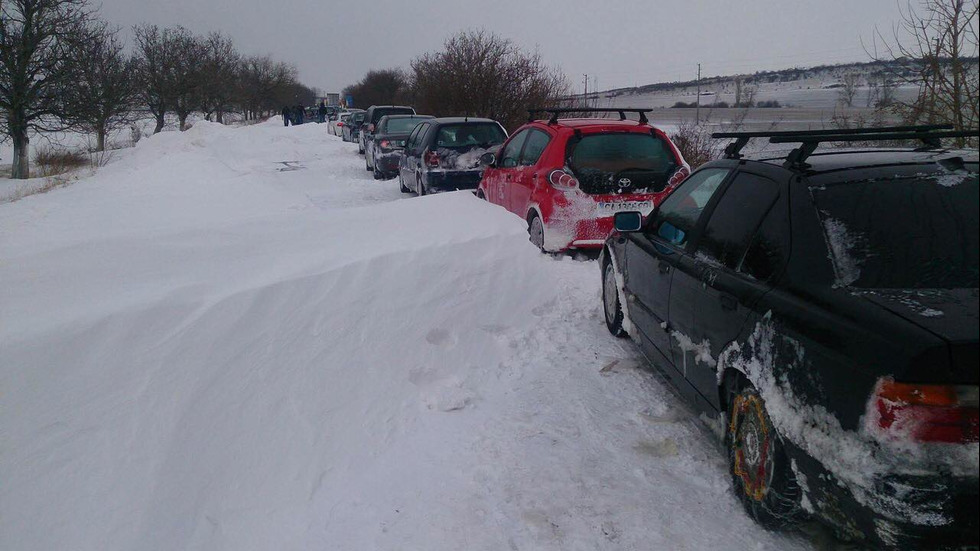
[282,101,329,126]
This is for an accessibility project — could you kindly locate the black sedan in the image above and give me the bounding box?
[601,129,979,550]
[397,117,507,195]
[364,115,434,180]
[342,111,365,143]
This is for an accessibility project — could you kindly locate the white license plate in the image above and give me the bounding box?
[597,200,654,216]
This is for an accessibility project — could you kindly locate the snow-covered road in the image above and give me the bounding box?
[1,120,817,550]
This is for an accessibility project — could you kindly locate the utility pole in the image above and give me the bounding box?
[583,74,588,106]
[696,63,701,125]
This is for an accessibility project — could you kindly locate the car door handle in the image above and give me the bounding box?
[658,261,670,274]
[720,294,737,311]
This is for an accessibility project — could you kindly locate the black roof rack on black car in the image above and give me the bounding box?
[712,124,977,168]
[528,107,652,125]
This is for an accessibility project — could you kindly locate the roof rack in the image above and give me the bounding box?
[528,107,652,125]
[711,125,978,167]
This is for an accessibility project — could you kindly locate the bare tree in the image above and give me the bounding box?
[197,32,240,124]
[408,30,568,132]
[63,23,138,151]
[1,0,93,178]
[132,24,171,134]
[868,0,979,145]
[343,69,409,111]
[838,72,861,107]
[167,27,205,131]
[235,55,298,120]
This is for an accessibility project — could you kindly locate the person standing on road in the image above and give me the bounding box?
[282,106,291,126]
[294,105,305,125]
[318,101,327,124]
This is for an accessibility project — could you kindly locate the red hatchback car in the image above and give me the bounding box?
[477,108,689,252]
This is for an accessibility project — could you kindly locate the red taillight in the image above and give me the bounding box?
[548,169,579,191]
[337,122,344,127]
[380,140,391,149]
[424,150,440,167]
[870,378,979,444]
[668,165,690,188]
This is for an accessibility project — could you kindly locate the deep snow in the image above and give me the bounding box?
[0,119,815,550]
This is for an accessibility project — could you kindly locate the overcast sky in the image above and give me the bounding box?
[96,0,907,93]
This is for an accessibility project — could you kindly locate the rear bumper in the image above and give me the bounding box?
[375,151,403,173]
[543,194,657,251]
[785,441,979,549]
[424,170,483,192]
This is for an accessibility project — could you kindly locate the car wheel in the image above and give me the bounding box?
[528,214,545,251]
[416,175,426,196]
[373,164,384,180]
[726,381,805,530]
[602,260,628,338]
[476,190,486,200]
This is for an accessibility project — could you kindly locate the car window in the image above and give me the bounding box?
[407,125,422,150]
[414,123,430,149]
[651,168,730,247]
[812,171,979,288]
[567,132,678,192]
[386,117,431,134]
[520,129,550,166]
[434,123,507,148]
[740,200,790,281]
[499,129,530,169]
[697,172,780,270]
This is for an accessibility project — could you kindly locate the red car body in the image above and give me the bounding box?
[478,117,689,252]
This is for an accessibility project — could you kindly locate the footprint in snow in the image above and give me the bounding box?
[425,328,456,347]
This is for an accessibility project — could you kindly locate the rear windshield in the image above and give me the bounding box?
[435,123,507,148]
[384,117,429,134]
[372,108,413,123]
[351,113,365,123]
[567,133,678,194]
[812,171,979,289]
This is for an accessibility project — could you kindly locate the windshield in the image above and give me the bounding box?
[435,123,507,148]
[812,171,979,289]
[384,117,429,134]
[566,133,678,194]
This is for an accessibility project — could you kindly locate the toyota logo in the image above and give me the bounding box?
[618,178,632,187]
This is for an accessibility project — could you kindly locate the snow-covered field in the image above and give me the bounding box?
[0,120,817,550]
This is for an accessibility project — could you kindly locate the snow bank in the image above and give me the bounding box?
[2,120,812,551]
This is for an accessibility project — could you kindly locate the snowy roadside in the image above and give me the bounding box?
[0,120,814,550]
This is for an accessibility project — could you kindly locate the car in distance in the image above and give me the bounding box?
[365,114,434,180]
[342,110,365,143]
[328,112,350,136]
[398,117,508,196]
[477,108,689,252]
[358,105,416,155]
[600,125,979,550]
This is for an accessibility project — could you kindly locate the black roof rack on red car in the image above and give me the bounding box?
[712,124,977,168]
[528,107,652,125]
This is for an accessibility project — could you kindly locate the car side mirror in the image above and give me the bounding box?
[479,152,496,168]
[614,211,643,233]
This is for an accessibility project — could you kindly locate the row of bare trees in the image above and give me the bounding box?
[343,30,570,132]
[2,0,317,178]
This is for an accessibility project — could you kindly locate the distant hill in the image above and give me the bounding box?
[602,58,979,98]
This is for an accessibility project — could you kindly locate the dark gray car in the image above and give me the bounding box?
[365,115,434,180]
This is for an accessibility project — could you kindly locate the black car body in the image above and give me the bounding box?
[358,105,415,154]
[398,117,508,195]
[601,131,979,549]
[364,114,434,180]
[342,110,365,143]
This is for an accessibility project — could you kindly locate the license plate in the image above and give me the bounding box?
[597,200,654,216]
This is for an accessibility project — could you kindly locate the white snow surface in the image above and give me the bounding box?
[0,120,813,551]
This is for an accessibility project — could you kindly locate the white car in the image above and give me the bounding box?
[328,113,351,136]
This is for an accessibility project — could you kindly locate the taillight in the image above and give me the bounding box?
[548,169,579,191]
[424,150,440,167]
[668,165,690,188]
[368,123,375,132]
[380,140,391,149]
[337,122,344,127]
[870,377,979,444]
